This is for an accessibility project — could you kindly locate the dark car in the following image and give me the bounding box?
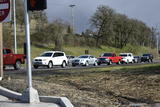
[141,54,153,62]
[97,57,110,65]
[133,56,141,63]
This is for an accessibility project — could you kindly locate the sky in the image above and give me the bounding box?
[46,0,160,33]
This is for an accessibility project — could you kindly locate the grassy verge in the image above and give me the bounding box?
[1,64,160,106]
[17,44,157,59]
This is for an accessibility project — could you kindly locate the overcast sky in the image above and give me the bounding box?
[46,0,160,33]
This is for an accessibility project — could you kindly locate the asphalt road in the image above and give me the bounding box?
[3,60,160,74]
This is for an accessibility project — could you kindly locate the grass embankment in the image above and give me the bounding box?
[17,44,157,58]
[1,64,160,106]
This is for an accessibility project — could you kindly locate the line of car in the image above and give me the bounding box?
[32,51,154,69]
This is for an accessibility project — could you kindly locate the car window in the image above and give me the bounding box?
[41,53,53,57]
[53,52,64,57]
[90,56,94,58]
[5,49,12,54]
[79,56,89,58]
[120,54,127,57]
[102,53,112,57]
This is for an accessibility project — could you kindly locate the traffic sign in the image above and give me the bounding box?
[0,0,11,23]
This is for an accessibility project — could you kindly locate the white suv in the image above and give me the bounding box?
[119,53,134,64]
[33,51,68,69]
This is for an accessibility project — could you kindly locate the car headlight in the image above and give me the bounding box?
[42,59,47,61]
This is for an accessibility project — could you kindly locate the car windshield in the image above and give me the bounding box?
[79,56,89,58]
[120,54,127,57]
[40,53,53,57]
[143,54,150,56]
[102,53,112,57]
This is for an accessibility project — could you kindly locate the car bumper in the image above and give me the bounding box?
[33,61,48,66]
[72,62,85,66]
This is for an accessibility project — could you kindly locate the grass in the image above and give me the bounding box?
[2,63,160,106]
[17,44,158,59]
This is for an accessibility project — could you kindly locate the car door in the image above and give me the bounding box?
[3,49,14,65]
[52,52,59,65]
[90,56,95,64]
[52,52,64,65]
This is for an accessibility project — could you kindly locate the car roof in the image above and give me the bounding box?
[43,51,64,53]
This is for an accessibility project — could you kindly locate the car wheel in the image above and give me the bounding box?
[14,60,21,70]
[48,61,53,68]
[72,64,76,67]
[85,61,89,66]
[97,62,101,65]
[116,60,121,65]
[34,65,39,69]
[61,61,66,68]
[108,60,112,65]
[94,62,98,66]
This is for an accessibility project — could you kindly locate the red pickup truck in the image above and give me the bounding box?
[98,53,122,65]
[3,48,25,70]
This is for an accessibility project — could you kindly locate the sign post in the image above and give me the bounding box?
[0,0,11,80]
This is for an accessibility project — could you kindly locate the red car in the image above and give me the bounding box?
[3,48,25,70]
[98,53,122,65]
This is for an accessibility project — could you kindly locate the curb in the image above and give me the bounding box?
[0,86,74,107]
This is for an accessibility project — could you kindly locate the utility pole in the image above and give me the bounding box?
[13,0,17,53]
[0,24,3,80]
[69,4,76,33]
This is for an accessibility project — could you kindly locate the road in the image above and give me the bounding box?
[3,60,160,74]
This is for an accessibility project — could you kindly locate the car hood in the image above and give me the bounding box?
[73,58,88,61]
[34,56,51,60]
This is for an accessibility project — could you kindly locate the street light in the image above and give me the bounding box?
[69,4,76,33]
[13,0,17,54]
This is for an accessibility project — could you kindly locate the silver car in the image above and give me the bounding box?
[72,55,98,66]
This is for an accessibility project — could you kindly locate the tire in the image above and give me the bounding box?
[85,61,89,66]
[61,61,66,68]
[14,60,21,70]
[94,62,98,66]
[72,64,76,67]
[116,60,121,65]
[97,62,101,65]
[34,65,39,69]
[47,61,53,68]
[126,60,129,64]
[108,60,112,65]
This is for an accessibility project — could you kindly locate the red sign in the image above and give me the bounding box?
[0,0,10,22]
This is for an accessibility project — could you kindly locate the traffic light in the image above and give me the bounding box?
[27,0,47,11]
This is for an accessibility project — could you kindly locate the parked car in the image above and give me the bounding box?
[33,51,68,69]
[3,48,25,70]
[66,55,76,65]
[99,53,122,65]
[72,55,98,66]
[133,56,141,63]
[141,54,153,62]
[119,53,134,64]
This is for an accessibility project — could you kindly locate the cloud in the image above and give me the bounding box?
[46,0,160,33]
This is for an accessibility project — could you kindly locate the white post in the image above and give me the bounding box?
[21,0,39,103]
[13,0,17,54]
[0,23,3,81]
